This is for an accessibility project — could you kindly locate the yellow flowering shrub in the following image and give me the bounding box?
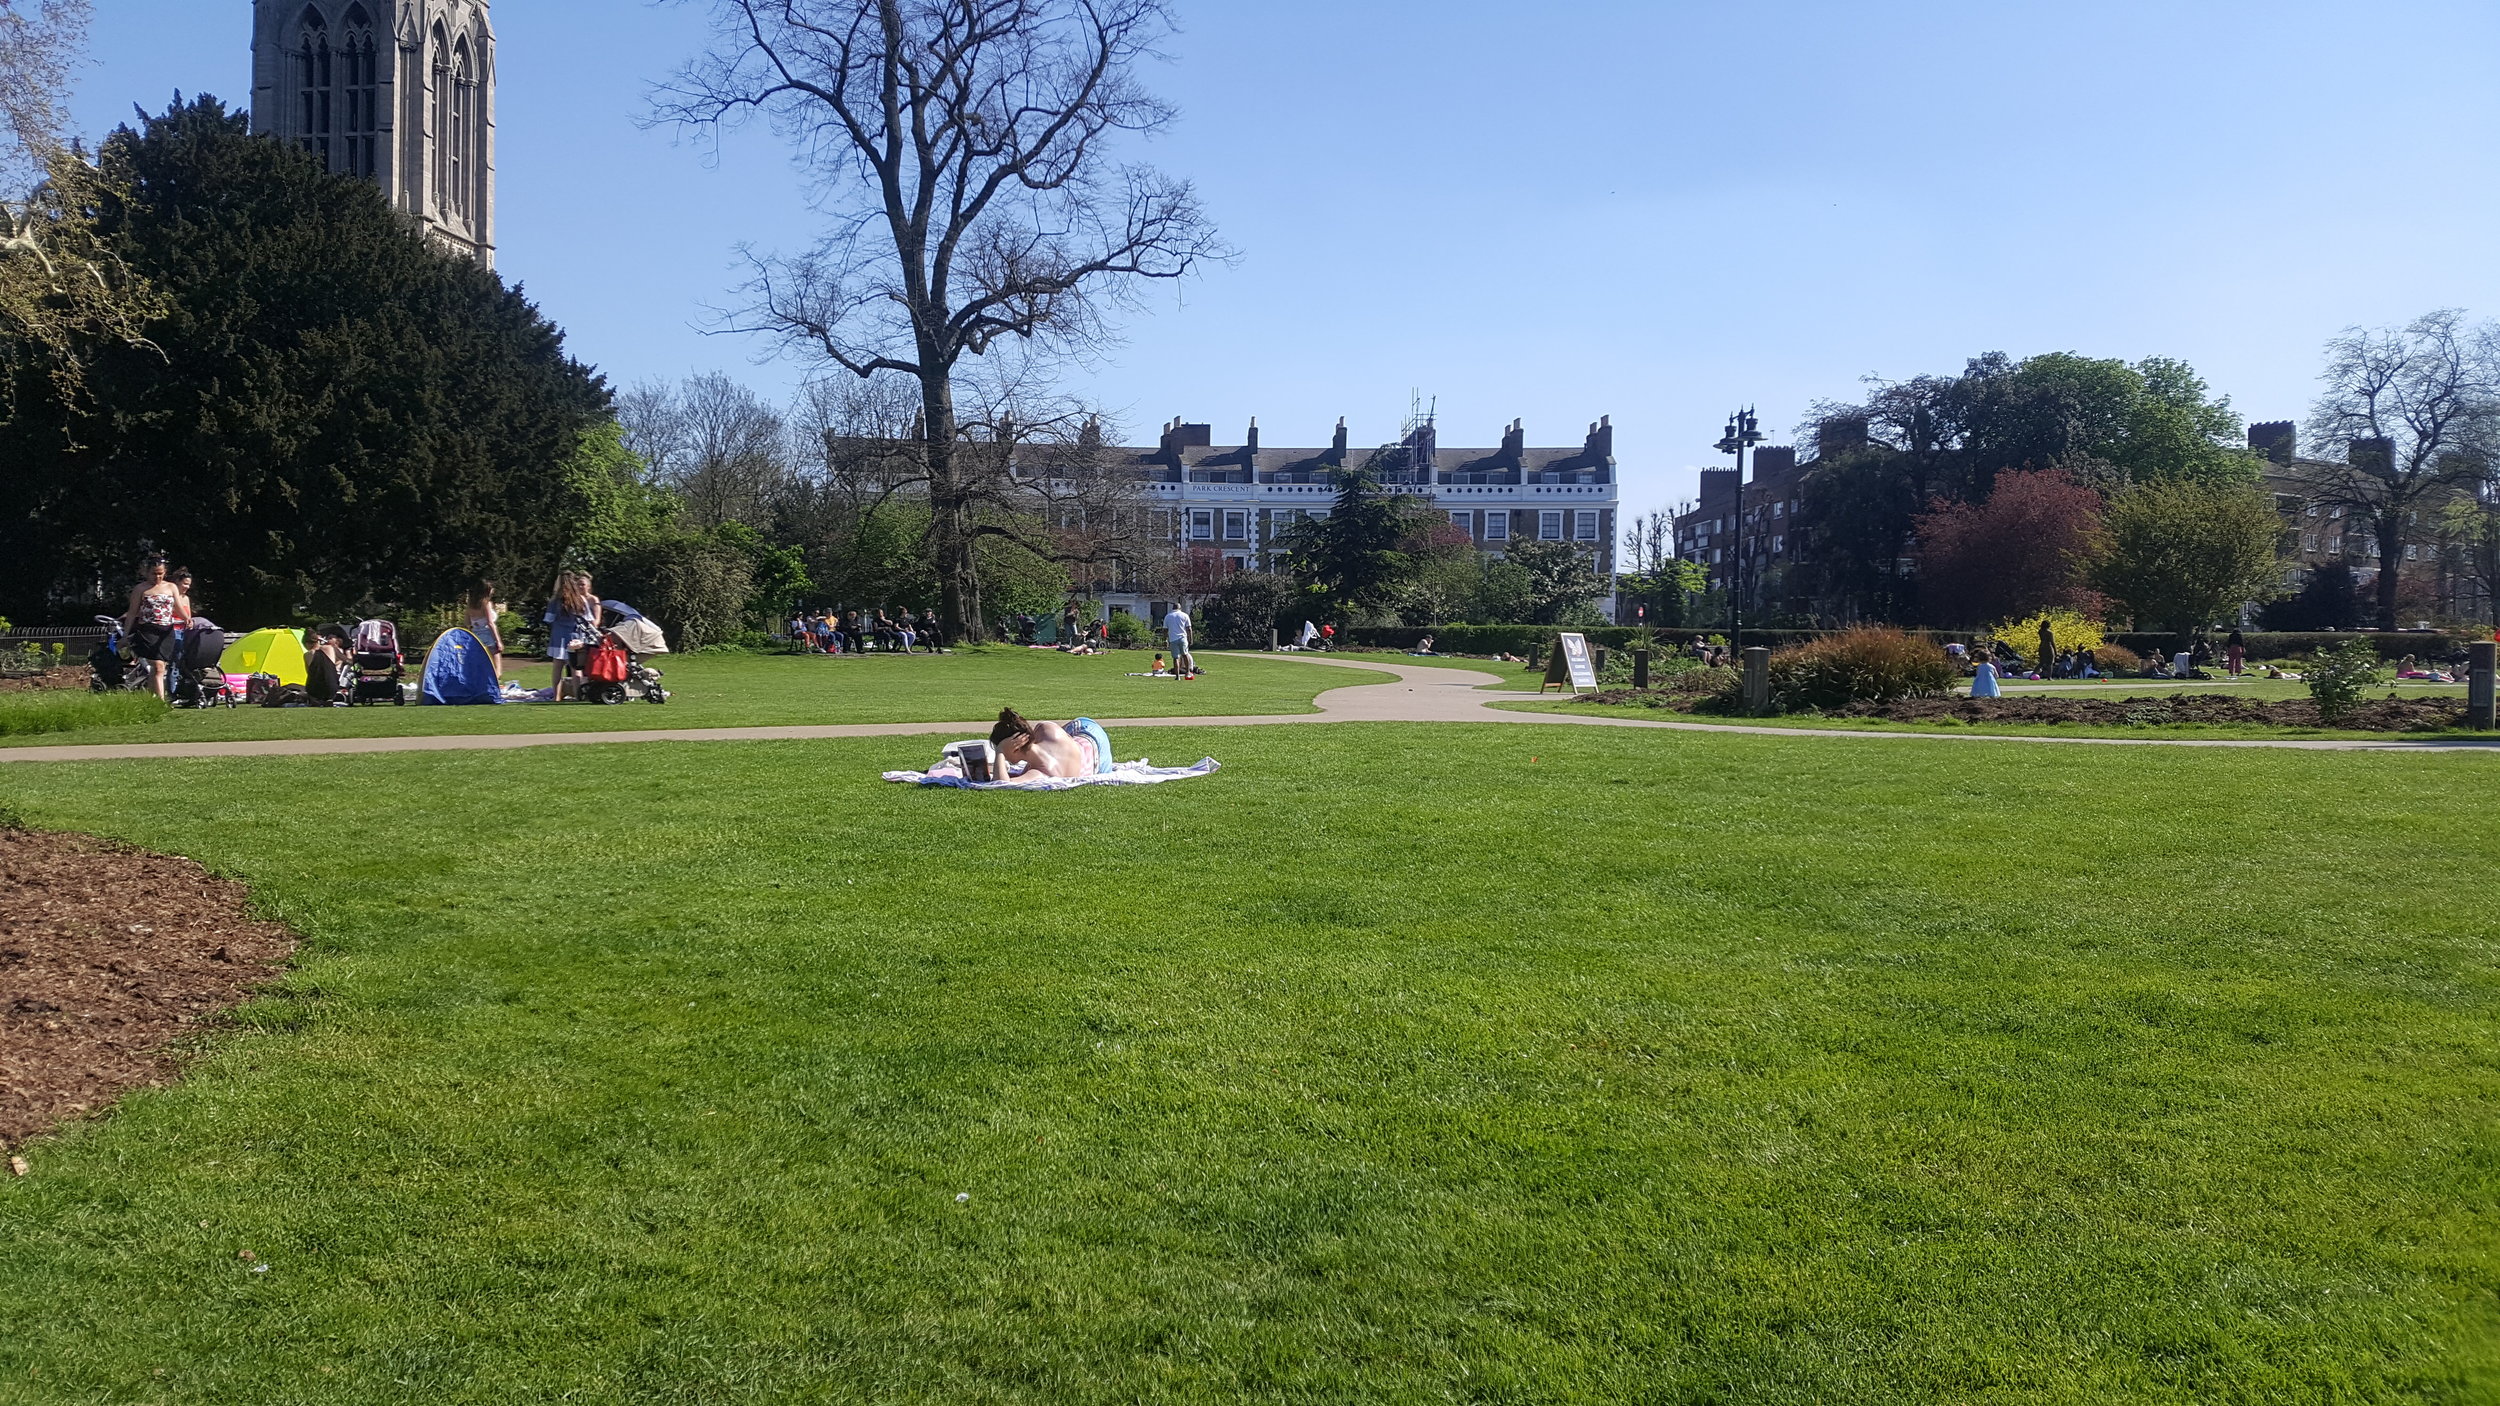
[1988,609,2105,662]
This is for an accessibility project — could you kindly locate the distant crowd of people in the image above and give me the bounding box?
[789,607,945,655]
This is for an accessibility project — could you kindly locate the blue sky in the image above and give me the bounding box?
[78,1,2500,521]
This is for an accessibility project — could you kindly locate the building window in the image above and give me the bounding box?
[1771,501,1784,518]
[1448,510,1472,533]
[1224,555,1246,573]
[449,39,474,219]
[1188,509,1213,541]
[1149,509,1172,540]
[1539,510,1564,540]
[296,11,331,168]
[2406,545,2419,560]
[1222,510,1248,542]
[1772,534,1785,554]
[1484,513,1508,541]
[2303,535,2317,551]
[1574,510,1599,542]
[340,7,378,177]
[1709,548,1721,564]
[430,25,451,209]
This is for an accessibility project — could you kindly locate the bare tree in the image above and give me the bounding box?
[0,0,83,192]
[0,0,159,406]
[654,0,1226,638]
[1620,507,1678,578]
[616,373,793,530]
[615,379,688,482]
[2304,309,2500,629]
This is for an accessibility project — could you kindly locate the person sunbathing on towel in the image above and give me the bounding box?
[992,707,1115,777]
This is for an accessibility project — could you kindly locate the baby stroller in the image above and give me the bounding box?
[578,603,669,705]
[577,629,669,705]
[172,619,237,707]
[87,615,144,692]
[349,619,407,705]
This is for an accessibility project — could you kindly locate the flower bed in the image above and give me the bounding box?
[1562,688,2467,732]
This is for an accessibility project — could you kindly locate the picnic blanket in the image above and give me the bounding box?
[884,757,1222,791]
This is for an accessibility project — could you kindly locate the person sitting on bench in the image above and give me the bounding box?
[990,707,1114,778]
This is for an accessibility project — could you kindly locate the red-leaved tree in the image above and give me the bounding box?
[1913,469,2105,626]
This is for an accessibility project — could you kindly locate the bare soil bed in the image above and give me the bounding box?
[0,827,294,1148]
[0,666,91,693]
[1569,688,2469,732]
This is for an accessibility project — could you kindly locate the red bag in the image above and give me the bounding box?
[584,640,629,683]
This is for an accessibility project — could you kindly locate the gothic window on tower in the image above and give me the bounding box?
[450,39,474,221]
[295,8,331,169]
[430,24,451,213]
[340,6,378,178]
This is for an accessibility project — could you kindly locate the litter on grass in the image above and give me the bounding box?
[883,756,1221,791]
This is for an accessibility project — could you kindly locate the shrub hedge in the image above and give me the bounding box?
[1332,624,2478,662]
[1764,629,1958,712]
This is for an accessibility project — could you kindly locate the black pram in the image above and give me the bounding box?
[172,620,235,707]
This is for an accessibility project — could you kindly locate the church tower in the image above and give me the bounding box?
[249,1,495,266]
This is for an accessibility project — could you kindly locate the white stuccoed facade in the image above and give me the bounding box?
[1022,415,1619,624]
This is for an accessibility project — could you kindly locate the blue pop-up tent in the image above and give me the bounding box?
[419,627,503,705]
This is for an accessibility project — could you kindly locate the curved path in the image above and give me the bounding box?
[1,654,2493,763]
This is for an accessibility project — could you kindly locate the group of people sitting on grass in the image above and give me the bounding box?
[789,607,944,656]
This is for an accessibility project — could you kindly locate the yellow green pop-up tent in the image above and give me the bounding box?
[217,628,308,685]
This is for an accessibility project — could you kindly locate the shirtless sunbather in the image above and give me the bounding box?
[992,707,1114,778]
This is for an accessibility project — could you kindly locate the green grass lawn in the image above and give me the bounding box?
[0,689,168,737]
[2,726,2494,1402]
[0,648,1386,749]
[1240,649,1548,691]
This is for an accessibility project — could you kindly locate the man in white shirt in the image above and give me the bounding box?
[1163,605,1193,675]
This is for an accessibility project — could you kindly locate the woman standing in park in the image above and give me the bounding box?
[2225,629,2246,679]
[119,552,190,701]
[543,571,599,699]
[466,581,507,680]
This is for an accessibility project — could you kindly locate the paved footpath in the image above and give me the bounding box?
[2,654,2494,764]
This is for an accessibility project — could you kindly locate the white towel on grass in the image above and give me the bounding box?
[883,757,1221,791]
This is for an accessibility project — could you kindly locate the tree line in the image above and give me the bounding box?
[1722,329,2500,637]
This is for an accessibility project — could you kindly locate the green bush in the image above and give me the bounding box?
[0,690,168,737]
[1763,628,1957,712]
[1106,612,1150,649]
[597,532,755,651]
[2305,639,2381,723]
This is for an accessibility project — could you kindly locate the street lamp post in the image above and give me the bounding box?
[1714,407,1762,651]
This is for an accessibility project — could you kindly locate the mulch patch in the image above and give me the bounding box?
[0,827,295,1149]
[0,667,94,693]
[1570,689,2468,732]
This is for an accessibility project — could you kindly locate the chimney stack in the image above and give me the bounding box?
[1500,417,1526,469]
[1246,416,1258,456]
[2247,420,2297,463]
[2349,436,2396,477]
[1816,416,1869,457]
[1330,416,1349,463]
[1585,415,1614,461]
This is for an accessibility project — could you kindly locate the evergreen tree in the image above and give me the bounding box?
[0,96,609,621]
[1275,450,1434,618]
